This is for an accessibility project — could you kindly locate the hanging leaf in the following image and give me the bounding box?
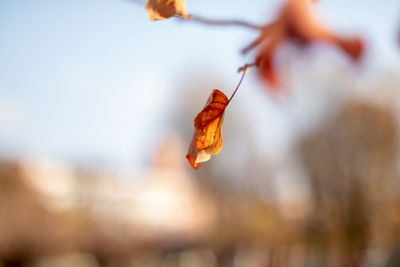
[186,89,228,169]
[145,0,188,21]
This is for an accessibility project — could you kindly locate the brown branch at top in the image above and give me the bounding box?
[128,0,263,30]
[176,14,263,30]
[241,22,279,54]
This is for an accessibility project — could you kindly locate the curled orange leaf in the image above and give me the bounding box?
[145,0,188,21]
[186,89,228,169]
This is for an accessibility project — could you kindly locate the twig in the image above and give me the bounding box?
[128,0,263,31]
[177,14,263,30]
[241,36,264,54]
[237,62,257,73]
[241,22,278,54]
[228,65,251,104]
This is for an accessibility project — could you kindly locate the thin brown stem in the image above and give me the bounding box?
[176,14,263,30]
[129,0,263,30]
[228,65,250,104]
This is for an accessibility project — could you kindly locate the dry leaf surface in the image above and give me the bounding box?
[145,0,188,21]
[186,89,228,169]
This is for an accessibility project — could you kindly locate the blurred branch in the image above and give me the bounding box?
[127,0,263,30]
[183,14,263,30]
[241,22,278,54]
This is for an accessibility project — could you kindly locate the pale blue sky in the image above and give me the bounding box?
[0,0,399,168]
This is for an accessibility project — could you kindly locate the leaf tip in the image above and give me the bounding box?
[186,154,202,169]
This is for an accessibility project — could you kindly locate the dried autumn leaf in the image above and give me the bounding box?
[145,0,188,21]
[186,89,228,169]
[248,0,363,89]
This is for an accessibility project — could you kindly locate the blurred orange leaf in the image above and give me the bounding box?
[248,0,363,89]
[186,89,228,169]
[145,0,188,21]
